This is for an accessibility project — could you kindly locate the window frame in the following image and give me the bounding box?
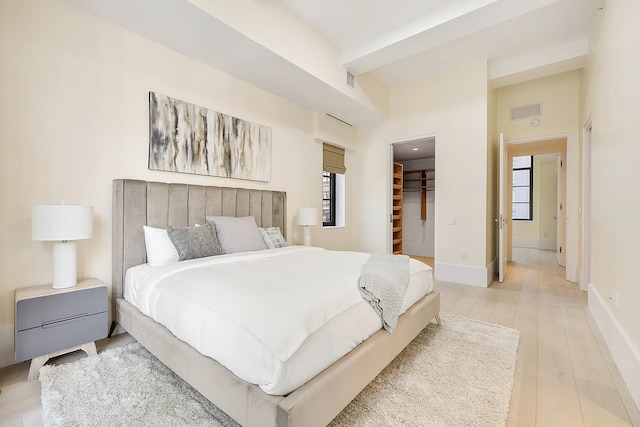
[322,171,336,227]
[512,155,534,221]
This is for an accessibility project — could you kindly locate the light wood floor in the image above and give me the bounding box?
[0,248,638,426]
[408,255,434,270]
[437,248,639,427]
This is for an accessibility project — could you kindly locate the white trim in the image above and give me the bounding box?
[588,283,640,411]
[334,173,346,227]
[487,257,498,285]
[403,244,434,257]
[506,132,572,145]
[435,262,489,288]
[566,262,578,283]
[581,117,592,292]
[387,134,438,254]
[512,237,557,250]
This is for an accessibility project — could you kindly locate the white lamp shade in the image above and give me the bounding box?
[297,207,318,226]
[32,204,93,241]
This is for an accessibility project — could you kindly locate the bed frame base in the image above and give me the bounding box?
[116,291,440,427]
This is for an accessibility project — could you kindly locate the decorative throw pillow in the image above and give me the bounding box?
[143,225,179,267]
[166,223,223,261]
[259,227,288,249]
[205,216,268,254]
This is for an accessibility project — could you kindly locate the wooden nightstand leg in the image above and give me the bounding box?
[27,354,49,381]
[435,313,442,325]
[27,341,98,381]
[80,341,97,356]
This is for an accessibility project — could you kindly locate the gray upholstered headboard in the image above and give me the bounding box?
[112,179,286,305]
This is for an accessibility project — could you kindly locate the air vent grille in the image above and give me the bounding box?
[511,103,541,120]
[346,71,355,88]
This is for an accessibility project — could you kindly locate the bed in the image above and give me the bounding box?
[112,179,440,427]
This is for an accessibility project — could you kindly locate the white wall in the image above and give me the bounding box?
[0,0,354,367]
[354,61,490,287]
[188,0,388,118]
[582,0,640,409]
[399,158,435,257]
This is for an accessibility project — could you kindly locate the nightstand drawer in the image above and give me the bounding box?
[16,311,107,362]
[16,286,107,331]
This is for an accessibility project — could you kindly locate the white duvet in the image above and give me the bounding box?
[125,246,433,395]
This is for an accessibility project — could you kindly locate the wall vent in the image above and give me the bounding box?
[510,103,541,120]
[346,71,355,88]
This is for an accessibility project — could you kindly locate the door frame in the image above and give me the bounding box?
[581,116,592,291]
[387,134,438,257]
[498,133,507,282]
[504,133,572,282]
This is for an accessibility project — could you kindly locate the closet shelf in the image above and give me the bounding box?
[392,162,403,255]
[402,167,435,220]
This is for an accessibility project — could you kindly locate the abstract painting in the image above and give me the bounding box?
[149,92,271,182]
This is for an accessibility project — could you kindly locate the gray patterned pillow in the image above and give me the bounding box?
[259,227,288,249]
[166,223,223,261]
[205,216,267,254]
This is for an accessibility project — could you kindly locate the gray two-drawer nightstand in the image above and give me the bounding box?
[14,278,108,380]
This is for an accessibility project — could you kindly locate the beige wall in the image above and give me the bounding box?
[581,0,640,407]
[0,0,355,367]
[496,71,581,280]
[512,155,558,250]
[354,61,490,286]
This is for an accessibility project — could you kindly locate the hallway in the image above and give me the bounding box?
[435,247,639,426]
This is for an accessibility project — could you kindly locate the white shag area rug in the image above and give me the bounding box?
[39,313,519,427]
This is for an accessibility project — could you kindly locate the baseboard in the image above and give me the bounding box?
[487,257,497,285]
[402,244,434,258]
[512,237,556,250]
[538,239,556,251]
[435,262,489,288]
[588,284,640,411]
[567,262,578,283]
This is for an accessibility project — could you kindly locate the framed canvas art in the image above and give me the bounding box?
[149,92,271,182]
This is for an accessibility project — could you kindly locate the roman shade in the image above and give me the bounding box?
[323,143,346,174]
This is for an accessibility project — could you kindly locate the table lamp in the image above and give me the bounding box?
[32,203,93,289]
[297,207,318,246]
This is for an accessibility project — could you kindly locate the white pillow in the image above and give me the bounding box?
[206,216,267,254]
[143,225,179,266]
[259,227,288,249]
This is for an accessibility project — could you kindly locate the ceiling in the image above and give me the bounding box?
[393,137,436,162]
[65,0,597,125]
[280,0,596,87]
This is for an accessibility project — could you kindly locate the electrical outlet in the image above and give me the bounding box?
[460,251,467,260]
[609,290,619,308]
[450,217,456,225]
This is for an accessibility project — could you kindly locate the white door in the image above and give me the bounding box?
[557,155,567,266]
[498,133,507,282]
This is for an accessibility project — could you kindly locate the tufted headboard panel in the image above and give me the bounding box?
[112,179,286,306]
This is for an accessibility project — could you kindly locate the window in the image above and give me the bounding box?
[322,143,345,227]
[512,155,533,221]
[322,171,336,226]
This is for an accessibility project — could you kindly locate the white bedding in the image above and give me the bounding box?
[125,246,433,395]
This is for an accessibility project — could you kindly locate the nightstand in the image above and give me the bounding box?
[15,278,108,380]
